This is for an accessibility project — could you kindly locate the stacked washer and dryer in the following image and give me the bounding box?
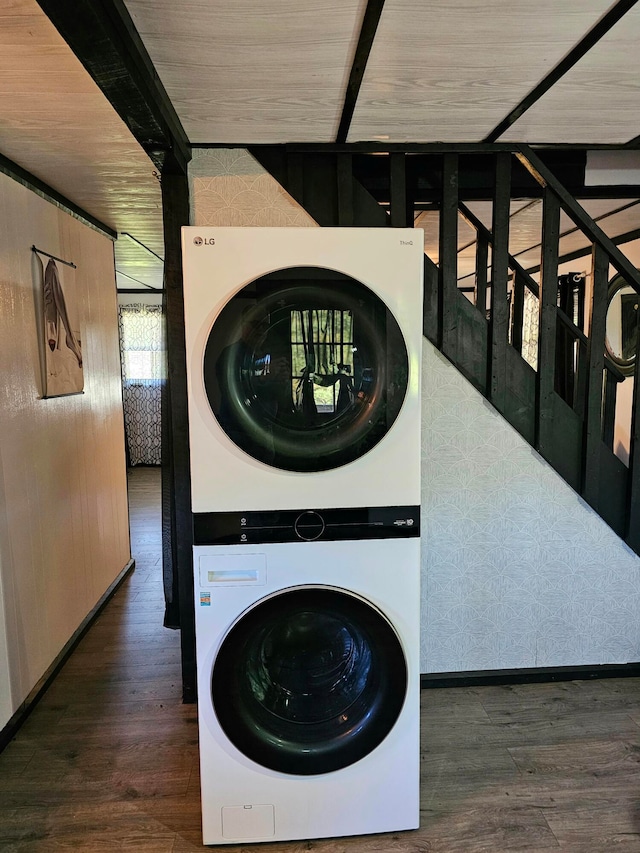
[181,227,423,846]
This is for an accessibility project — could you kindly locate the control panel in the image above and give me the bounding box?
[193,505,420,546]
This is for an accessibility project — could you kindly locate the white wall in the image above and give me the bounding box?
[421,339,640,672]
[0,172,130,729]
[190,148,640,674]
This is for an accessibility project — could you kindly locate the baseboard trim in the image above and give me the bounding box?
[421,662,640,689]
[0,558,135,753]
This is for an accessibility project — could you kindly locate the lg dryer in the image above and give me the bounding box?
[181,226,423,512]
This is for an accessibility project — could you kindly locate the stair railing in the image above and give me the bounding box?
[415,146,640,552]
[250,143,640,555]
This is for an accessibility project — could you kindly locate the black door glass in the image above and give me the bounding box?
[212,587,408,776]
[203,267,409,471]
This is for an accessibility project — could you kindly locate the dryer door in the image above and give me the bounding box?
[203,267,409,472]
[211,586,408,775]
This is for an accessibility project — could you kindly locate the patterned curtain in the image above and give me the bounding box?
[118,304,164,465]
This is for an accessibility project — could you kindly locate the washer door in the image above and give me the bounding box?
[203,267,409,472]
[211,586,408,776]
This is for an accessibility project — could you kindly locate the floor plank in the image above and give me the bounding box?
[2,466,640,851]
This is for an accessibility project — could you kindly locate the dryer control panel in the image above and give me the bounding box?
[193,505,420,545]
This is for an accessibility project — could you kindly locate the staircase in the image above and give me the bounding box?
[251,144,640,555]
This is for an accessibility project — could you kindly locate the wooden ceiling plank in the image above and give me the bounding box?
[125,0,365,144]
[336,0,387,144]
[349,0,618,143]
[485,0,640,143]
[500,4,640,144]
[35,0,190,172]
[0,150,116,239]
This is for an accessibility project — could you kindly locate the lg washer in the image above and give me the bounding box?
[193,532,420,846]
[181,227,423,512]
[182,227,423,845]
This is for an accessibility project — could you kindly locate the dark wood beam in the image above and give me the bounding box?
[518,145,640,291]
[536,189,561,457]
[440,154,459,359]
[36,0,190,174]
[582,243,609,508]
[488,153,511,412]
[335,0,386,144]
[160,170,195,702]
[484,0,640,142]
[524,225,640,276]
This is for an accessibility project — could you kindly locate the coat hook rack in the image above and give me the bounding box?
[31,245,77,269]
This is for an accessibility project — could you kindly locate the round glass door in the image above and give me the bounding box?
[211,587,408,776]
[203,267,409,471]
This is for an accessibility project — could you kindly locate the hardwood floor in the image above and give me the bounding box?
[2,466,640,851]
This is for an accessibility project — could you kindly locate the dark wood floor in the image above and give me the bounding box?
[2,467,640,851]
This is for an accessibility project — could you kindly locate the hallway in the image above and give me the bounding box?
[1,467,640,851]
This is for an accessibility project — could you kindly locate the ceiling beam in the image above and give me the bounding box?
[335,0,386,144]
[36,0,191,174]
[484,0,640,143]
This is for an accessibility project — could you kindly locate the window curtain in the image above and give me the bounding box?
[118,303,164,465]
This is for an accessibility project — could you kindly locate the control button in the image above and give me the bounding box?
[294,511,325,541]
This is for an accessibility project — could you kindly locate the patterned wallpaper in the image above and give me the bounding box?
[190,148,640,674]
[422,339,640,672]
[190,148,316,227]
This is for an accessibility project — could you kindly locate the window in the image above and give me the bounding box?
[118,304,164,381]
[117,302,165,465]
[290,308,354,413]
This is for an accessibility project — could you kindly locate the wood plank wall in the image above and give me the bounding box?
[0,170,130,729]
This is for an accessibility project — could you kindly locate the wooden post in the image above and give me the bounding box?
[390,153,408,228]
[161,167,196,703]
[536,188,561,458]
[476,234,489,318]
[440,153,459,357]
[582,243,609,509]
[602,367,618,450]
[489,152,511,414]
[627,305,640,552]
[511,272,525,355]
[337,153,354,226]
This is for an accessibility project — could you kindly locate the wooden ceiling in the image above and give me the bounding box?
[0,1,165,290]
[1,0,640,290]
[125,0,640,146]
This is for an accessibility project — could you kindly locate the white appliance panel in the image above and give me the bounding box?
[182,227,423,512]
[194,538,420,845]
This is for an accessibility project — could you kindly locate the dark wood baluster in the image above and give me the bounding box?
[440,153,459,357]
[489,153,511,414]
[337,153,354,227]
[390,152,407,228]
[536,188,561,458]
[475,233,489,317]
[582,243,609,509]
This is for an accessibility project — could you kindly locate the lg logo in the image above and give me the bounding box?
[193,236,215,246]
